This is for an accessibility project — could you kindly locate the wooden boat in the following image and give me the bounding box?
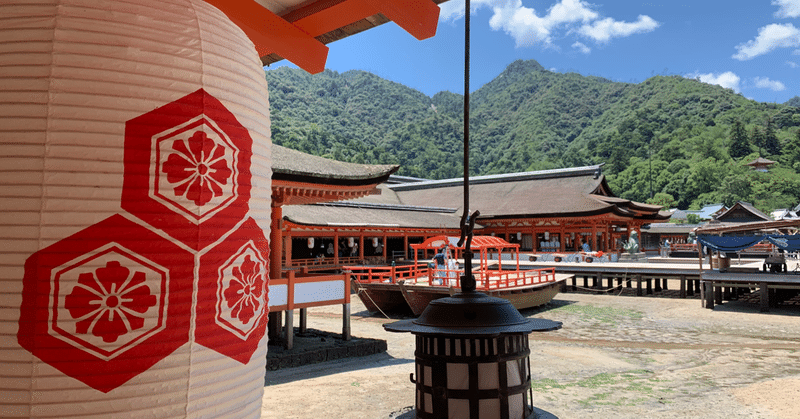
[345,235,568,316]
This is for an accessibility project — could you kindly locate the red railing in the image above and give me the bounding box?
[269,270,350,312]
[283,256,364,268]
[476,267,556,290]
[344,264,429,284]
[344,264,556,291]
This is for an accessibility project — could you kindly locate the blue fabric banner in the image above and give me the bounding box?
[766,235,800,252]
[697,235,766,252]
[698,234,800,252]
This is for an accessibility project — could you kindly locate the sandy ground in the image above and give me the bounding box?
[261,291,800,419]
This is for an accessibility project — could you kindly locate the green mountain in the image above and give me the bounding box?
[264,60,800,213]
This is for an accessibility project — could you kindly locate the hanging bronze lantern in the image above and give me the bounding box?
[385,293,561,419]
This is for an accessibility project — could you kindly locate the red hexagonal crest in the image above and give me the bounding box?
[122,89,253,251]
[196,218,269,364]
[18,215,193,393]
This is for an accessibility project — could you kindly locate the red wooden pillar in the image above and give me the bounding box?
[270,204,283,279]
[333,232,339,266]
[285,232,293,267]
[359,235,364,260]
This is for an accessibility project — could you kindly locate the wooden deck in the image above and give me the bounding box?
[701,271,800,312]
[518,259,763,298]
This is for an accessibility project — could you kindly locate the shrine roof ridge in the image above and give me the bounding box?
[316,200,457,213]
[387,164,605,192]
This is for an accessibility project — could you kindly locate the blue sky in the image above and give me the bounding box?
[266,0,800,104]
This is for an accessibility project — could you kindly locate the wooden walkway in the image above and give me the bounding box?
[518,260,762,299]
[701,271,800,312]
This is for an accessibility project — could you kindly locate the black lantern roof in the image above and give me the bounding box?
[384,292,561,337]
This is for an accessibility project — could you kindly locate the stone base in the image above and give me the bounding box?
[266,327,386,371]
[619,252,647,261]
[388,405,559,419]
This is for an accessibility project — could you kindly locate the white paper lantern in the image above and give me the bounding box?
[373,237,380,248]
[348,237,355,247]
[308,237,315,249]
[2,1,272,417]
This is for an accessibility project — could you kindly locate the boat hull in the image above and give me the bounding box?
[397,277,568,316]
[351,280,413,315]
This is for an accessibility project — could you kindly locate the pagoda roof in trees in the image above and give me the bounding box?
[745,157,776,166]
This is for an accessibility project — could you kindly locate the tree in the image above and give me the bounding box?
[647,192,677,208]
[750,126,765,155]
[763,117,781,155]
[728,119,750,158]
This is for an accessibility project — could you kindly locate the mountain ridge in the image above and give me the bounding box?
[264,60,800,213]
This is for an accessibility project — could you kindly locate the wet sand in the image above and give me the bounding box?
[261,292,800,419]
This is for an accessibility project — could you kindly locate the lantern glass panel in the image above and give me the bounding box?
[478,362,499,390]
[479,398,500,418]
[448,399,469,418]
[509,394,524,418]
[507,359,523,386]
[447,363,469,390]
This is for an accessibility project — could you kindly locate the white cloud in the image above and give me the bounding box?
[440,0,658,48]
[733,23,800,60]
[572,41,591,54]
[578,15,660,43]
[754,76,787,91]
[773,0,800,18]
[687,71,741,92]
[788,60,800,68]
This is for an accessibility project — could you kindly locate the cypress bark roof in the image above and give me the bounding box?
[272,144,398,186]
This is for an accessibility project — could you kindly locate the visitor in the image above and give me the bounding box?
[582,241,591,253]
[432,247,447,285]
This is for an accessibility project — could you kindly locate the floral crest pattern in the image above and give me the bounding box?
[163,130,232,207]
[65,260,157,343]
[223,254,264,325]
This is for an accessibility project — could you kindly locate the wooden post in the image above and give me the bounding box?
[662,278,668,291]
[679,275,686,298]
[268,311,282,341]
[760,282,770,312]
[646,277,652,294]
[299,307,307,333]
[284,309,294,350]
[636,275,642,296]
[343,302,351,340]
[704,281,714,309]
[571,275,577,291]
[714,284,722,305]
[654,277,661,292]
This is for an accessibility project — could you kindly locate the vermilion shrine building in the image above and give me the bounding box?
[279,163,671,269]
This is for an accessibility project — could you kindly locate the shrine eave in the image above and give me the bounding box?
[206,0,449,74]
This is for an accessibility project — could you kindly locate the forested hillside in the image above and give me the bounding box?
[264,60,800,213]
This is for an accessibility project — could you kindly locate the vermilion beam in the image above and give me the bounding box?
[205,0,328,74]
[291,0,439,41]
[378,0,440,40]
[208,0,440,74]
